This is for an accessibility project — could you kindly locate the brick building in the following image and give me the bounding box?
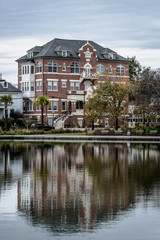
[16,38,129,128]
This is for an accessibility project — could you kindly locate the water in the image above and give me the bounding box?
[0,142,160,240]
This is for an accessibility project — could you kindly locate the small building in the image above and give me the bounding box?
[0,74,23,119]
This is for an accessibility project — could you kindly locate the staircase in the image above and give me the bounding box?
[54,113,70,129]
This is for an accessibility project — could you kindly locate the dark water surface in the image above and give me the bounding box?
[0,142,160,240]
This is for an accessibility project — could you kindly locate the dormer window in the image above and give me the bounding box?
[1,81,8,88]
[102,48,117,60]
[55,45,71,57]
[62,51,67,57]
[27,51,33,58]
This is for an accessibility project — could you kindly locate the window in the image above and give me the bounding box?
[27,66,29,74]
[70,82,74,90]
[84,81,91,90]
[116,65,125,76]
[31,82,34,91]
[36,81,39,91]
[22,82,24,92]
[96,64,105,74]
[109,65,112,73]
[27,82,29,91]
[27,100,33,111]
[53,101,58,111]
[37,61,42,73]
[3,81,8,88]
[62,101,66,111]
[71,62,80,73]
[48,118,52,126]
[85,67,91,77]
[75,82,80,90]
[36,105,40,111]
[36,81,42,91]
[23,101,25,111]
[62,81,66,88]
[78,119,83,127]
[27,51,33,58]
[85,52,91,58]
[39,81,42,91]
[62,51,67,57]
[53,81,58,91]
[31,66,34,74]
[48,104,52,110]
[48,61,57,72]
[48,81,52,90]
[105,119,109,127]
[62,63,66,71]
[24,82,29,91]
[76,101,83,109]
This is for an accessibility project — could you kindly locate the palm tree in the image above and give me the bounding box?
[0,95,13,131]
[33,95,50,128]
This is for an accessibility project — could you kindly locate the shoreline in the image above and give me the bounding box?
[0,134,160,143]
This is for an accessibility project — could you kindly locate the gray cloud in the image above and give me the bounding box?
[0,0,160,82]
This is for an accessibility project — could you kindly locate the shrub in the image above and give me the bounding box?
[10,109,23,120]
[16,118,26,127]
[8,117,15,125]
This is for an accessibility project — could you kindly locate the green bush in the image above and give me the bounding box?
[16,118,26,127]
[8,117,15,125]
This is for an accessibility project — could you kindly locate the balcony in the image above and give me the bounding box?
[68,90,85,95]
[67,90,85,101]
[75,109,84,115]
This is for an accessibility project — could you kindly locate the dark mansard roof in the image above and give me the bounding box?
[16,38,129,62]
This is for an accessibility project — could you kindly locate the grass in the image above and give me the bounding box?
[0,128,87,135]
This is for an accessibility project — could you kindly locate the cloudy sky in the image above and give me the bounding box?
[0,0,160,83]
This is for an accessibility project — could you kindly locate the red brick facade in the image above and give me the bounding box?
[17,39,129,128]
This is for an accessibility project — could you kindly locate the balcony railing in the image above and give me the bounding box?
[68,90,85,95]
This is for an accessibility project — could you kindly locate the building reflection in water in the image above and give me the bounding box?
[0,142,160,232]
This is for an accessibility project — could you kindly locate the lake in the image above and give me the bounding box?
[0,142,160,240]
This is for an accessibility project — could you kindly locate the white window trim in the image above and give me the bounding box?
[53,81,58,91]
[36,80,42,91]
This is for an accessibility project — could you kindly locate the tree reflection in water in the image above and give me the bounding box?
[0,142,160,232]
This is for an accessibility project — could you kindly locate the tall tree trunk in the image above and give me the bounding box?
[4,102,7,131]
[41,106,44,129]
[115,117,118,130]
[92,120,94,130]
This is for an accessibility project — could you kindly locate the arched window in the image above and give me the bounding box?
[71,62,80,73]
[85,66,91,77]
[48,61,57,73]
[116,65,125,76]
[96,64,105,74]
[37,61,42,73]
